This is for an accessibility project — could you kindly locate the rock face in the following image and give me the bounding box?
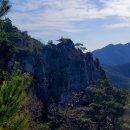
[8,39,106,105]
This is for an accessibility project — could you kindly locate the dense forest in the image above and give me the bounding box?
[0,0,130,130]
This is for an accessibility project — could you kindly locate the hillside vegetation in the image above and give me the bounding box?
[0,1,130,130]
[0,18,129,130]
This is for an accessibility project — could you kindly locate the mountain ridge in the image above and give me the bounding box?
[93,42,130,65]
[93,42,130,88]
[102,64,130,88]
[0,19,106,105]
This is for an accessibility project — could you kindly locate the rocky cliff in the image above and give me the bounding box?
[0,19,106,106]
[8,39,106,105]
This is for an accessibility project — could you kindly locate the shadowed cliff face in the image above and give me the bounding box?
[8,39,106,105]
[0,20,106,105]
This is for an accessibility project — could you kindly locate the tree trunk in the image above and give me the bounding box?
[112,117,116,130]
[97,122,101,130]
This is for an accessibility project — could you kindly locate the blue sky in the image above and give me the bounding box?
[7,0,130,50]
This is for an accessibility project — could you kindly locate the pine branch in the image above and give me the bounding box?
[0,0,11,18]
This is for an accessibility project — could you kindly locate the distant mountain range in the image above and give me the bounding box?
[102,64,130,89]
[93,43,130,88]
[93,43,130,66]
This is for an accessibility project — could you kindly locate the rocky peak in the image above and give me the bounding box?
[57,38,75,51]
[8,39,106,106]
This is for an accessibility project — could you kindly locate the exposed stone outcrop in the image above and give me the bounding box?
[8,39,106,105]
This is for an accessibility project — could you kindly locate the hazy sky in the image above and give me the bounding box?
[7,0,130,50]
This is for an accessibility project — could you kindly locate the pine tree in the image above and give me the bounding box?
[85,80,128,130]
[0,0,10,43]
[0,63,32,130]
[0,0,10,18]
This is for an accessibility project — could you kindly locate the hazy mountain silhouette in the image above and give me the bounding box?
[93,43,130,65]
[102,64,130,89]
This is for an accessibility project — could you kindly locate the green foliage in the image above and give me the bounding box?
[0,19,9,44]
[0,63,31,130]
[0,3,128,130]
[57,37,68,44]
[49,80,128,130]
[0,0,11,18]
[0,19,43,52]
[85,80,128,130]
[48,40,53,45]
[31,122,51,130]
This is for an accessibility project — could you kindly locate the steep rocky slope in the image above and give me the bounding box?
[8,39,106,105]
[0,19,106,106]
